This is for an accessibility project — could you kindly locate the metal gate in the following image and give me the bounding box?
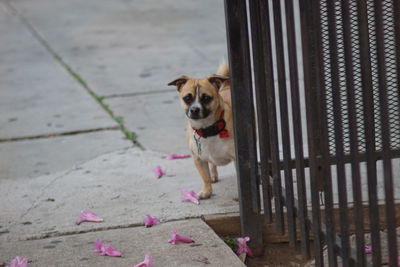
[224,0,400,266]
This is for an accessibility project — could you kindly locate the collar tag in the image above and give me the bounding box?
[193,130,202,155]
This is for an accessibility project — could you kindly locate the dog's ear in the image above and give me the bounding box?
[168,75,190,92]
[208,75,229,90]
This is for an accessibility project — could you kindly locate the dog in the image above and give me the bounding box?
[168,63,235,199]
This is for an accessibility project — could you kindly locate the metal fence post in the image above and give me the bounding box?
[224,0,263,255]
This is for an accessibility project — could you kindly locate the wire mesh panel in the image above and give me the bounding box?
[225,0,400,266]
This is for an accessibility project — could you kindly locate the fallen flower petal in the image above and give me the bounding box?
[94,238,105,253]
[180,189,199,205]
[144,215,160,228]
[133,251,154,267]
[364,245,372,254]
[104,243,122,257]
[236,237,254,257]
[168,230,194,244]
[76,210,104,225]
[94,239,122,257]
[153,166,166,178]
[6,256,28,267]
[166,153,190,160]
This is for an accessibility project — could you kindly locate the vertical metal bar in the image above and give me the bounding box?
[271,0,296,245]
[356,0,382,265]
[298,0,324,265]
[224,0,263,254]
[259,0,285,234]
[340,0,365,265]
[325,1,351,266]
[284,0,310,257]
[394,0,400,91]
[248,0,273,223]
[313,1,338,265]
[374,1,398,266]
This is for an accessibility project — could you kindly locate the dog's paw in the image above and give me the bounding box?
[211,175,218,183]
[198,189,212,199]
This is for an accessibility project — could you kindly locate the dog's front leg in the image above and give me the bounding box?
[193,156,213,199]
[209,163,218,183]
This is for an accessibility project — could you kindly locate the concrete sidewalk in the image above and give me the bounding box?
[0,0,243,266]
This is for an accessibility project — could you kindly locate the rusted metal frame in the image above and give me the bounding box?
[325,1,351,265]
[284,0,310,257]
[248,0,273,223]
[340,0,366,265]
[373,1,398,265]
[356,0,382,265]
[271,176,361,264]
[298,0,324,264]
[271,0,297,245]
[224,0,263,253]
[268,149,400,170]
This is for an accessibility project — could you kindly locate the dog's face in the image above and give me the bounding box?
[168,75,228,120]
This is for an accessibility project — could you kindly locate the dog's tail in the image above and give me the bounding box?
[216,62,229,77]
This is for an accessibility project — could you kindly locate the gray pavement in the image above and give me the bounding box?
[0,0,242,266]
[104,92,188,153]
[0,219,245,267]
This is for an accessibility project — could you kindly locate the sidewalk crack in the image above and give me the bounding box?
[3,0,145,150]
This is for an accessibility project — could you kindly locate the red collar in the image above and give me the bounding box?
[192,111,229,139]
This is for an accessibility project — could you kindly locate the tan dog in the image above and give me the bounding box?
[168,63,235,199]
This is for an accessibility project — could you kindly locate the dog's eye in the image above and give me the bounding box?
[183,94,193,104]
[201,94,212,103]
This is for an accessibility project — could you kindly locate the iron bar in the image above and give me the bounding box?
[315,1,337,265]
[284,0,310,258]
[271,0,296,245]
[298,0,324,264]
[261,0,285,234]
[340,0,366,265]
[325,1,351,266]
[224,0,263,253]
[248,0,273,223]
[373,0,398,265]
[356,0,382,265]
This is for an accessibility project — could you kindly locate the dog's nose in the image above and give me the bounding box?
[190,107,200,114]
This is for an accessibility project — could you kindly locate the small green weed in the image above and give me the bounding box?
[223,237,238,252]
[123,130,136,142]
[115,116,124,125]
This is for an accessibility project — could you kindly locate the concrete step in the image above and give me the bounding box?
[0,219,245,267]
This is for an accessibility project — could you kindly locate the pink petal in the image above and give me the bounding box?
[397,256,400,266]
[94,238,105,253]
[104,243,122,257]
[236,236,253,257]
[76,210,104,225]
[6,256,28,267]
[133,251,154,267]
[364,245,372,254]
[166,154,190,160]
[180,189,199,205]
[168,230,194,244]
[144,215,160,228]
[94,239,122,257]
[153,166,166,178]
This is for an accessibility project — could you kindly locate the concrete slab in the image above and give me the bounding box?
[0,147,238,242]
[0,219,245,267]
[7,0,227,96]
[0,4,118,140]
[104,92,188,153]
[0,130,131,180]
